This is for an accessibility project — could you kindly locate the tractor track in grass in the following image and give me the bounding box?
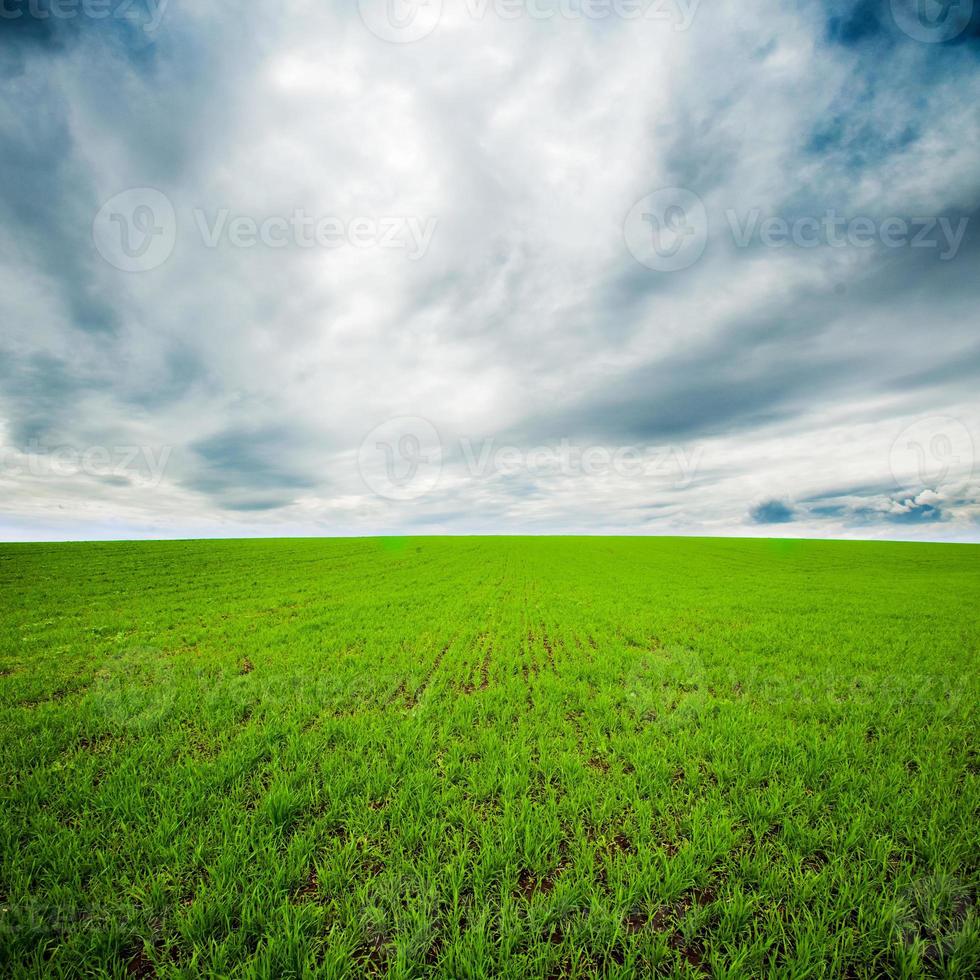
[460,632,493,695]
[408,640,451,706]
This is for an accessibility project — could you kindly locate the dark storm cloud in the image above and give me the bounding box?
[515,300,860,445]
[598,252,692,329]
[555,354,820,443]
[888,344,980,394]
[824,0,889,47]
[823,0,980,49]
[844,207,980,292]
[0,0,195,381]
[803,114,920,171]
[658,91,743,195]
[0,350,89,443]
[749,500,795,524]
[0,79,121,336]
[0,0,168,60]
[1,4,252,483]
[0,1,207,309]
[183,425,322,511]
[124,344,210,411]
[0,1,64,55]
[517,186,980,451]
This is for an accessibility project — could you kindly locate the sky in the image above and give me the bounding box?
[1,0,979,542]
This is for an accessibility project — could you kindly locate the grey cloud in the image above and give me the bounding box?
[886,501,945,524]
[799,481,902,504]
[888,344,980,394]
[0,0,171,64]
[0,351,89,444]
[221,498,298,513]
[801,491,953,526]
[514,200,980,453]
[823,0,980,50]
[0,80,120,336]
[803,115,920,173]
[809,504,847,518]
[184,425,320,509]
[658,92,743,196]
[124,344,210,411]
[749,500,795,524]
[514,307,860,445]
[824,0,891,48]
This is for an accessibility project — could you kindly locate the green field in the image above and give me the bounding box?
[1,537,978,978]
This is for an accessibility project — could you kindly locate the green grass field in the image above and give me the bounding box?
[1,537,978,978]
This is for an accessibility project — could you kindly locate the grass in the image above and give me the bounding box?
[0,536,978,978]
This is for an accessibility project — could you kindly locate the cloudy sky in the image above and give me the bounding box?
[1,0,978,541]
